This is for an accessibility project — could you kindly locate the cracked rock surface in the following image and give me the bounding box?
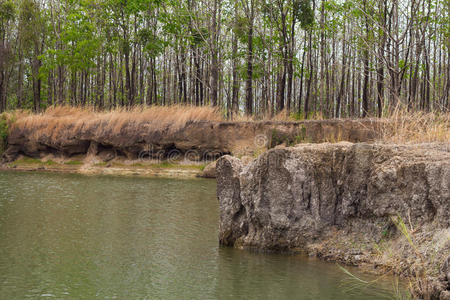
[217,142,450,298]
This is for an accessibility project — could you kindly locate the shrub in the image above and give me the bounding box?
[0,114,9,154]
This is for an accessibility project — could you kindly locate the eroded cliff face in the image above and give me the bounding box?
[217,142,450,298]
[2,120,379,162]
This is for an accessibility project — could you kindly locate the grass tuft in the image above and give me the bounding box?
[338,264,409,299]
[64,160,83,165]
[379,106,449,143]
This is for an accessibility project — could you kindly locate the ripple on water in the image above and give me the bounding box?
[0,171,407,299]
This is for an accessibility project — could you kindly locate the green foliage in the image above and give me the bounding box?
[0,115,9,153]
[270,126,310,148]
[0,0,15,29]
[0,0,447,117]
[190,27,209,46]
[150,161,204,170]
[290,111,304,120]
[234,15,250,44]
[64,160,83,165]
[270,129,291,147]
[15,157,42,164]
[294,0,314,29]
[8,156,61,167]
[391,215,416,250]
[44,160,57,166]
[138,29,165,57]
[18,0,45,52]
[43,4,101,73]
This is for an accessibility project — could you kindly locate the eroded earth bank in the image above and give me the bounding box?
[1,118,379,177]
[217,142,450,299]
[2,119,379,162]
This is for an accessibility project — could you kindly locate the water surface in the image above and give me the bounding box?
[0,171,404,299]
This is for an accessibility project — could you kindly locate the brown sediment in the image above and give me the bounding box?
[0,156,206,179]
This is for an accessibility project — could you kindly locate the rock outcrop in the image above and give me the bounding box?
[217,142,450,298]
[198,160,217,178]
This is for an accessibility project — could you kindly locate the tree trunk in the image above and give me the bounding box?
[231,14,239,119]
[245,10,254,116]
[209,0,220,106]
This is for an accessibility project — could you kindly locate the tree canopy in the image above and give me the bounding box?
[0,0,448,118]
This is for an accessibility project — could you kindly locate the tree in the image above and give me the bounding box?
[19,0,45,111]
[0,0,447,116]
[0,0,15,112]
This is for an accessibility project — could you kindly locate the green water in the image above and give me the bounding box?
[0,171,404,299]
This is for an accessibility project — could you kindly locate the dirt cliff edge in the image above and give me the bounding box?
[217,142,450,299]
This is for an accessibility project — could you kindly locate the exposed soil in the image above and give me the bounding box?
[2,119,380,164]
[0,155,207,179]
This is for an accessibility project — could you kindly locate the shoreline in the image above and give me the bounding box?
[0,159,415,283]
[0,157,210,179]
[3,149,449,299]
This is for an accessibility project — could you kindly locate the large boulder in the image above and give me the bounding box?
[198,156,255,178]
[217,142,450,299]
[198,160,217,178]
[217,143,450,250]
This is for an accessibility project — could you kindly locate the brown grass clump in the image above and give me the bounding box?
[229,109,327,122]
[271,110,293,121]
[379,107,450,143]
[10,105,223,144]
[7,104,449,145]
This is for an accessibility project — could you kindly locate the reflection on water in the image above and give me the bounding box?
[0,171,404,299]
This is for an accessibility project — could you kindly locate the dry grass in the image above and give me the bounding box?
[241,109,326,121]
[238,107,449,143]
[379,107,450,143]
[10,105,222,143]
[389,215,435,300]
[6,105,449,145]
[339,215,447,300]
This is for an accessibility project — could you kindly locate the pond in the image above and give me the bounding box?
[0,171,406,299]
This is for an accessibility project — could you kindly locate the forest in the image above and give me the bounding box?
[0,0,448,119]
